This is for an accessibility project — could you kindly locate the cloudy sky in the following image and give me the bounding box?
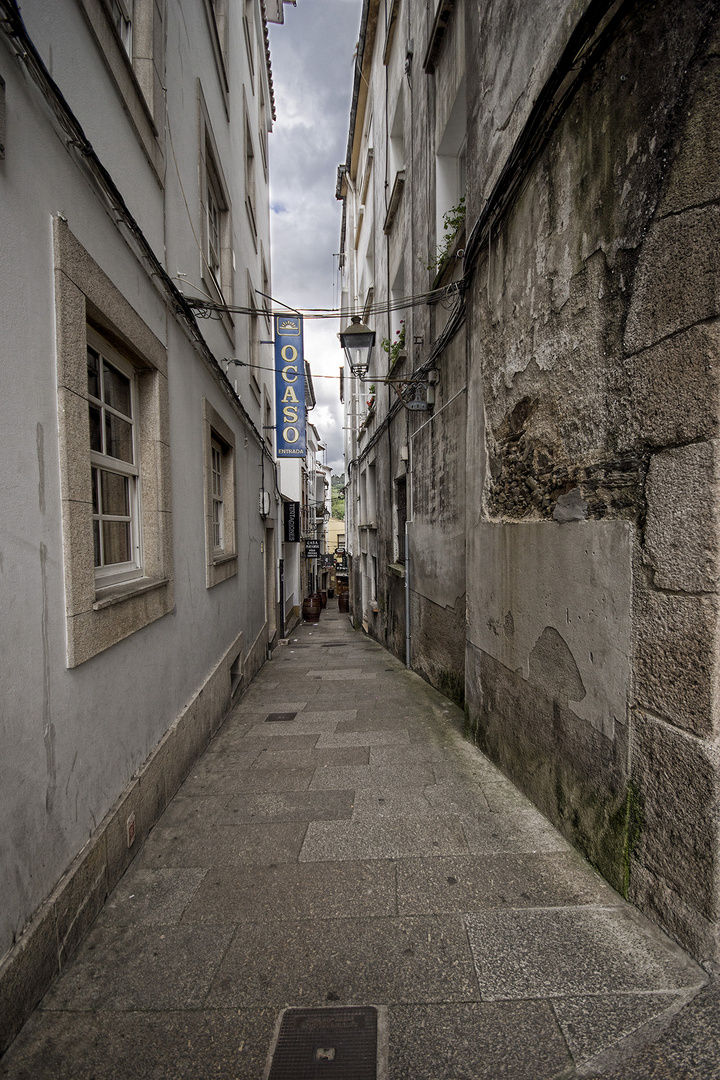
[268,0,362,475]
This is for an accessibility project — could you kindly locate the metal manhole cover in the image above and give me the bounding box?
[266,1006,377,1080]
[265,712,297,723]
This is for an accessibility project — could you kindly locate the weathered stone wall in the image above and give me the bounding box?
[464,0,720,959]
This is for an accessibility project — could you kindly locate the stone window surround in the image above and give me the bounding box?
[243,0,256,85]
[244,93,258,248]
[76,0,165,180]
[199,86,235,341]
[202,398,238,588]
[202,0,230,115]
[54,217,174,668]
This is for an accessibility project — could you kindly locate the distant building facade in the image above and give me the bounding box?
[0,0,293,1049]
[339,0,720,963]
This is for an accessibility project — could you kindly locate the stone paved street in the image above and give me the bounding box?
[0,604,709,1079]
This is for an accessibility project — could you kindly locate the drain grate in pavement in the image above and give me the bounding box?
[322,643,348,648]
[265,712,297,723]
[266,1006,378,1079]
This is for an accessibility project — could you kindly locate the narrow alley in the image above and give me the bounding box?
[0,604,708,1079]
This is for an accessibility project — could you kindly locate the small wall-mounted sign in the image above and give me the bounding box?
[304,540,320,559]
[284,501,300,543]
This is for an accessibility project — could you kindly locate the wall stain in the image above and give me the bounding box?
[40,542,56,814]
[528,626,586,704]
[36,423,45,514]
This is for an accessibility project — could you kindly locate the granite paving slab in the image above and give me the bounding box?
[368,743,455,765]
[299,815,468,861]
[551,991,687,1067]
[134,821,308,869]
[172,752,261,796]
[481,779,544,812]
[314,729,410,748]
[396,853,617,915]
[304,669,377,680]
[461,809,572,855]
[309,762,436,790]
[387,1002,571,1080]
[180,861,397,923]
[102,868,207,926]
[0,1008,276,1080]
[228,699,309,716]
[465,906,704,1000]
[335,715,417,733]
[40,924,235,1011]
[350,787,462,819]
[204,915,479,1008]
[583,980,720,1079]
[155,794,232,829]
[251,745,369,769]
[208,732,320,756]
[216,789,355,824]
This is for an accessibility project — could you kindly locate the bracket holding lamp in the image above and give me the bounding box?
[340,315,433,412]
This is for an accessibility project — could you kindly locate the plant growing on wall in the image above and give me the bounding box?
[426,196,466,272]
[380,321,406,368]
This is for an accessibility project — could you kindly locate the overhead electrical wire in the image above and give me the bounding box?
[186,278,464,321]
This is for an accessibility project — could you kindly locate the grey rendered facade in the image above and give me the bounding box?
[0,0,291,1051]
[339,0,720,963]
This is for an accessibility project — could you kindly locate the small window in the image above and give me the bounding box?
[435,78,467,256]
[247,277,260,385]
[261,253,271,328]
[87,331,141,586]
[243,0,256,81]
[0,74,6,160]
[206,165,223,284]
[211,439,224,551]
[263,391,273,450]
[395,476,407,563]
[199,94,234,330]
[245,116,257,239]
[203,399,237,587]
[109,0,133,59]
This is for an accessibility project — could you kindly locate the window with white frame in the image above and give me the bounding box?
[203,399,238,587]
[87,330,142,585]
[389,89,404,177]
[435,77,467,253]
[211,439,224,551]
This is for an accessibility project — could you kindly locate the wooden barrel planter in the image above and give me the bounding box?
[302,596,321,623]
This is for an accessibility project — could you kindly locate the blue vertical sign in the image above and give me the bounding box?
[274,314,306,457]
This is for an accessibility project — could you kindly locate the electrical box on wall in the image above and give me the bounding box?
[259,488,271,516]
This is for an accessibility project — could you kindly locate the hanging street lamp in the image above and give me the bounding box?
[340,315,375,378]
